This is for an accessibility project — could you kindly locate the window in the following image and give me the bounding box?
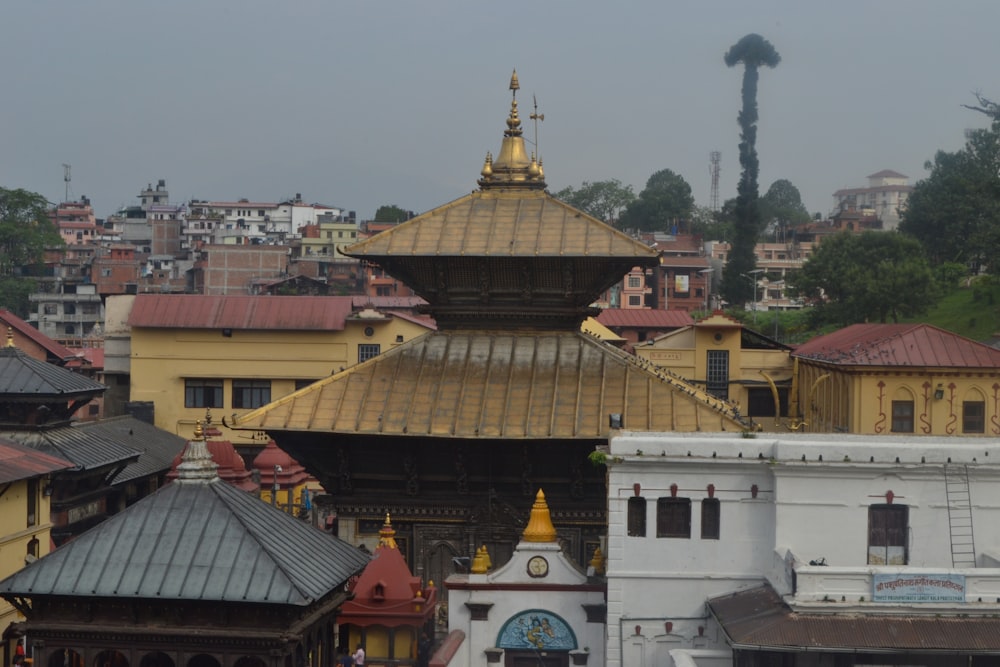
[868,504,908,565]
[706,350,729,400]
[627,497,647,537]
[27,478,38,527]
[627,295,641,307]
[294,379,317,390]
[359,344,381,363]
[963,401,985,434]
[656,497,691,538]
[43,303,58,315]
[628,276,641,288]
[747,387,787,417]
[232,380,271,409]
[101,268,113,277]
[185,379,223,408]
[890,400,914,433]
[701,498,720,539]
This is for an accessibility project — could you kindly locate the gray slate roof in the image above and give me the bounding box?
[0,476,370,606]
[0,346,105,399]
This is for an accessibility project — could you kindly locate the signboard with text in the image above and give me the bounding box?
[872,573,965,603]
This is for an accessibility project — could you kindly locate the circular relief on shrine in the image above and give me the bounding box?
[527,555,549,578]
[364,326,375,337]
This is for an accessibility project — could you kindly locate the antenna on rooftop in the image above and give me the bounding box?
[62,163,72,203]
[709,151,721,212]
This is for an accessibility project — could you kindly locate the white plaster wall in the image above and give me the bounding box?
[605,431,1000,667]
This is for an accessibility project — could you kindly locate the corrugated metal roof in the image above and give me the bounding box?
[0,309,76,362]
[0,477,370,605]
[0,438,73,483]
[342,190,659,260]
[4,423,141,472]
[0,347,106,397]
[709,584,1000,652]
[596,309,695,329]
[66,416,187,484]
[793,323,1000,368]
[233,330,747,437]
[128,295,355,331]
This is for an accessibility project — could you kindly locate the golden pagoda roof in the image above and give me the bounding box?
[232,330,747,437]
[342,189,658,260]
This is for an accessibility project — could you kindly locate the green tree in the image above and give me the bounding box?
[760,179,810,242]
[617,169,694,232]
[721,33,781,307]
[554,179,636,227]
[373,205,414,223]
[795,231,935,326]
[899,118,1000,273]
[0,188,61,316]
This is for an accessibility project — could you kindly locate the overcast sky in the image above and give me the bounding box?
[2,1,997,222]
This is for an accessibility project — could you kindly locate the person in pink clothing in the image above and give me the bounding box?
[352,645,365,666]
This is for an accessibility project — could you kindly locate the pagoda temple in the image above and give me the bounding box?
[232,72,748,585]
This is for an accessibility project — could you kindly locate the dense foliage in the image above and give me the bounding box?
[899,117,1000,273]
[617,169,694,232]
[0,188,61,316]
[720,33,781,307]
[795,231,935,325]
[554,179,636,227]
[760,179,810,241]
[373,205,414,223]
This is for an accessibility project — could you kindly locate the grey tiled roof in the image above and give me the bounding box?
[0,477,370,605]
[0,347,105,398]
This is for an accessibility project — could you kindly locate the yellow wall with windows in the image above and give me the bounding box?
[130,317,433,438]
[636,314,793,429]
[1,477,55,652]
[800,362,1000,437]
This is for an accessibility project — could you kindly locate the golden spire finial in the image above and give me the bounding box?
[589,546,606,575]
[481,152,493,179]
[5,327,13,348]
[193,420,204,440]
[378,512,398,549]
[522,488,557,543]
[470,545,489,574]
[509,69,519,92]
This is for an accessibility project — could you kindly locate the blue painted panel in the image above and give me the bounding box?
[497,609,577,650]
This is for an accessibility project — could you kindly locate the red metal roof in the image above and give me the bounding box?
[0,437,73,483]
[128,295,356,331]
[0,309,76,362]
[868,169,908,179]
[597,308,694,329]
[793,323,1000,368]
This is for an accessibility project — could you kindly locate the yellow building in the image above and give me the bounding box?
[635,311,794,430]
[793,323,1000,436]
[0,440,71,661]
[127,294,435,439]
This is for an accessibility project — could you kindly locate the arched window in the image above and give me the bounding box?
[963,388,986,434]
[891,388,915,433]
[49,649,83,667]
[93,650,128,667]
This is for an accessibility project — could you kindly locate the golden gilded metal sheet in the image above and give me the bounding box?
[343,191,658,260]
[233,331,746,437]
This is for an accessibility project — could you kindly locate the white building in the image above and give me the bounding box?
[447,490,606,667]
[185,196,346,247]
[832,169,913,230]
[605,431,1000,667]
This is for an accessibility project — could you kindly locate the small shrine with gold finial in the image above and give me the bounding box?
[445,489,605,665]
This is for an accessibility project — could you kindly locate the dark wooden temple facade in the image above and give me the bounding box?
[232,72,748,587]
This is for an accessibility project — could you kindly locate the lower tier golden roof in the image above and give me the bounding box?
[232,331,748,438]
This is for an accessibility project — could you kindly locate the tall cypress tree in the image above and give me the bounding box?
[721,34,780,308]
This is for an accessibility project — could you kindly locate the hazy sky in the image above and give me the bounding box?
[2,1,997,222]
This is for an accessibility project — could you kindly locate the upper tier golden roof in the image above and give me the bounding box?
[342,189,658,260]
